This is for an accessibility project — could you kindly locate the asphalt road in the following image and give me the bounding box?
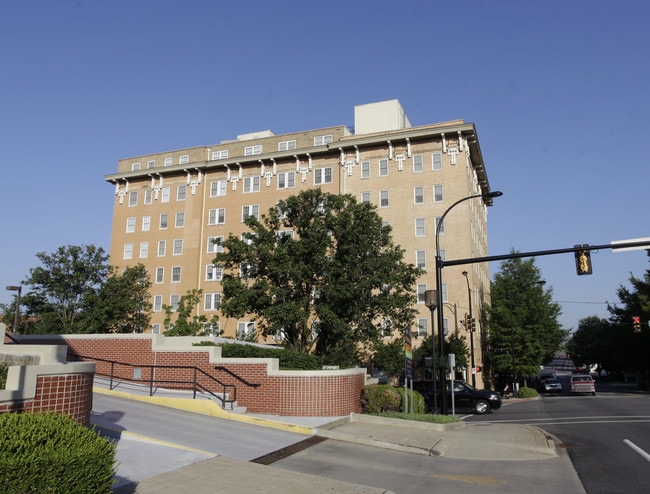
[466,381,650,494]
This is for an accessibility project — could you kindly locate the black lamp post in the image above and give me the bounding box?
[5,285,22,334]
[435,190,502,414]
[461,271,476,387]
[424,289,438,413]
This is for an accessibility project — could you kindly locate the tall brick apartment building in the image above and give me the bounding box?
[105,100,497,384]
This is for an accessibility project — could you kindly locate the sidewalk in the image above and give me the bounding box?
[94,380,584,494]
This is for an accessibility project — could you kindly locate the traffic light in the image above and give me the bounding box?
[633,316,641,332]
[574,244,593,275]
[475,366,482,373]
[470,318,476,332]
[463,313,469,329]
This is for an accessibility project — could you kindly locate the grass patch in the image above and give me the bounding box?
[371,411,461,424]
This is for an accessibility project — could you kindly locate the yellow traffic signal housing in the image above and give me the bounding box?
[574,244,593,275]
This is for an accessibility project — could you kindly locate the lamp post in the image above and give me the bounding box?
[435,190,502,414]
[461,271,476,387]
[508,279,545,397]
[5,285,22,334]
[424,290,438,413]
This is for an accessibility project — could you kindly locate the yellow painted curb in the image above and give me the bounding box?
[93,386,314,435]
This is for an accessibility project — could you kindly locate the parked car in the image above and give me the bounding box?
[570,375,596,396]
[542,378,563,393]
[412,380,501,415]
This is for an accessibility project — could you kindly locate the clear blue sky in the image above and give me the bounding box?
[1,0,648,331]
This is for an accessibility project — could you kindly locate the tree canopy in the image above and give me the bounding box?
[485,255,565,383]
[213,189,422,363]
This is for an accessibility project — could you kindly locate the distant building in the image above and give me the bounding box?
[105,100,496,384]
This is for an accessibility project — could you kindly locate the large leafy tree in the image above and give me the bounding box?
[566,316,610,372]
[22,245,110,333]
[163,289,220,336]
[213,189,422,362]
[485,255,564,384]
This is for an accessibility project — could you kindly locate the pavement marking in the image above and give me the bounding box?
[431,474,507,487]
[624,439,650,462]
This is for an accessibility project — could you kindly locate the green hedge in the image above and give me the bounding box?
[362,384,425,414]
[219,343,324,370]
[0,412,116,493]
[517,386,539,398]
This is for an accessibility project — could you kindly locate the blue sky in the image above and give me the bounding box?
[1,0,648,331]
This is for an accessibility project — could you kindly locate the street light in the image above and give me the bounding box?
[424,290,438,413]
[435,190,502,414]
[5,285,22,334]
[461,271,476,387]
[508,279,545,397]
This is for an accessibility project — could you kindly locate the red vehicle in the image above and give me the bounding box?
[570,375,596,396]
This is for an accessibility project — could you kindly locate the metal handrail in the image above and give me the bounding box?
[76,355,237,409]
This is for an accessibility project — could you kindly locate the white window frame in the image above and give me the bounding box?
[244,145,262,156]
[207,236,224,254]
[175,212,184,228]
[139,242,149,258]
[161,187,170,203]
[379,190,389,208]
[131,162,141,171]
[435,216,445,235]
[277,171,295,189]
[155,267,164,284]
[164,157,173,167]
[171,266,182,283]
[314,167,333,185]
[128,191,138,207]
[237,321,256,340]
[177,185,187,201]
[413,154,423,173]
[126,217,136,233]
[209,208,226,225]
[416,250,426,269]
[361,192,371,204]
[242,204,259,221]
[179,154,189,164]
[243,176,260,193]
[123,243,133,259]
[432,152,442,171]
[314,135,333,146]
[379,159,389,176]
[144,189,153,205]
[204,293,222,310]
[160,213,168,229]
[417,284,427,303]
[157,240,166,257]
[417,318,428,337]
[206,264,223,282]
[153,295,163,312]
[173,239,183,255]
[414,186,424,204]
[210,180,227,197]
[278,140,296,151]
[147,160,156,169]
[142,215,151,231]
[170,294,180,311]
[361,161,370,178]
[415,218,425,237]
[434,184,444,203]
[211,150,229,160]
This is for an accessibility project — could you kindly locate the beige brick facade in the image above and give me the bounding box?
[105,100,496,387]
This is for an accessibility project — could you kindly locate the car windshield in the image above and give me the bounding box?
[546,379,560,384]
[573,376,592,382]
[451,381,475,391]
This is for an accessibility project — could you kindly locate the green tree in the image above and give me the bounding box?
[370,338,406,381]
[213,189,422,362]
[485,255,564,385]
[566,316,610,372]
[78,264,152,333]
[22,245,109,333]
[163,289,219,336]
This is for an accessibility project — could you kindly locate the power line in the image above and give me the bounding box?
[556,300,609,305]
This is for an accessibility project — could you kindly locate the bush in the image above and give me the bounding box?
[0,412,116,493]
[517,386,538,398]
[0,363,7,389]
[219,343,324,370]
[361,384,426,414]
[374,411,461,424]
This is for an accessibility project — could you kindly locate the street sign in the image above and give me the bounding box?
[611,237,650,252]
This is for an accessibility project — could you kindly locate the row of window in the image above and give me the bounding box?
[130,135,336,171]
[123,239,184,259]
[361,185,445,208]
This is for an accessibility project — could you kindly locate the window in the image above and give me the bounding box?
[126,217,136,233]
[242,204,259,221]
[171,266,181,282]
[139,242,149,258]
[361,192,371,204]
[417,318,428,337]
[142,216,151,231]
[147,160,156,169]
[212,150,229,160]
[157,240,166,256]
[441,283,448,303]
[416,250,426,269]
[153,295,163,312]
[413,154,423,172]
[417,284,427,303]
[210,180,227,197]
[277,230,294,240]
[207,236,224,253]
[239,262,257,279]
[379,159,389,176]
[381,318,393,338]
[361,161,370,178]
[123,243,133,259]
[380,190,389,208]
[179,154,189,164]
[131,162,141,171]
[144,189,152,204]
[173,239,183,255]
[175,212,184,228]
[237,321,256,340]
[160,213,168,229]
[415,218,425,237]
[128,191,138,207]
[202,322,220,335]
[414,186,424,204]
[314,167,333,185]
[161,187,170,203]
[170,294,180,311]
[434,184,444,203]
[206,264,223,281]
[432,152,442,171]
[155,267,164,283]
[152,323,161,333]
[243,176,260,193]
[278,140,296,151]
[277,171,295,189]
[177,185,187,201]
[435,216,445,235]
[244,145,262,156]
[204,293,222,310]
[314,135,333,146]
[209,208,226,225]
[164,157,173,167]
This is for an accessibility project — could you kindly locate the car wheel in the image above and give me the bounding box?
[474,399,490,415]
[592,392,596,396]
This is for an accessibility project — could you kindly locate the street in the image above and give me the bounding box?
[466,379,650,494]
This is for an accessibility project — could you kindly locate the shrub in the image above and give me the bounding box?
[0,362,7,389]
[0,412,116,493]
[361,384,425,414]
[517,386,539,398]
[219,343,324,370]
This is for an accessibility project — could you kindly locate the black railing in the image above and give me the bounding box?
[76,355,237,409]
